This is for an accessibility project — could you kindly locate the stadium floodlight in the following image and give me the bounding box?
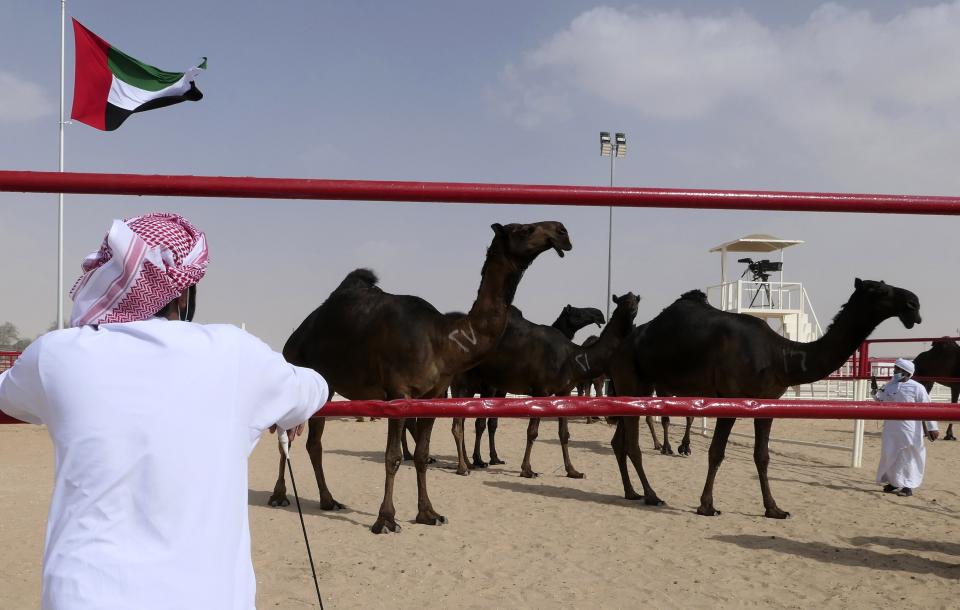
[615,132,626,158]
[599,130,628,321]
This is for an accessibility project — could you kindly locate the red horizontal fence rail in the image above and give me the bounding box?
[0,352,19,374]
[3,170,960,215]
[5,397,958,425]
[854,336,960,380]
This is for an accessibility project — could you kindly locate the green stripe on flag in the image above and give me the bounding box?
[107,47,185,91]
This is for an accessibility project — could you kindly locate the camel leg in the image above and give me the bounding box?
[558,417,584,478]
[624,416,664,505]
[660,416,673,455]
[401,418,416,461]
[488,417,505,465]
[372,418,404,534]
[303,417,345,510]
[520,418,541,478]
[472,418,489,468]
[755,418,789,519]
[414,417,447,526]
[697,417,736,516]
[452,417,469,476]
[947,388,958,440]
[677,417,694,456]
[611,417,641,500]
[268,435,290,507]
[645,416,662,451]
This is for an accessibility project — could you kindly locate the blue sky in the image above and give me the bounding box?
[2,1,959,351]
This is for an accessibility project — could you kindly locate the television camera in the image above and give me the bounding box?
[737,258,783,283]
[738,257,783,307]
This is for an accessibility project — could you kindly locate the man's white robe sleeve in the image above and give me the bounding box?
[238,331,329,439]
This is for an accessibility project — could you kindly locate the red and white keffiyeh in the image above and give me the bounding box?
[70,213,209,326]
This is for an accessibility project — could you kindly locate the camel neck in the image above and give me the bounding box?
[779,300,885,384]
[551,315,582,341]
[577,306,634,379]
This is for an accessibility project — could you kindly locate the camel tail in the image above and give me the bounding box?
[339,268,379,289]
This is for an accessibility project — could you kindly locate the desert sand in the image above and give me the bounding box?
[1,416,958,609]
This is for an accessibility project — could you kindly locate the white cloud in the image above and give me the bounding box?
[495,3,960,192]
[0,72,54,122]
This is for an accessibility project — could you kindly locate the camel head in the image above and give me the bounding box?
[611,292,641,322]
[491,221,572,262]
[852,278,921,329]
[562,304,605,329]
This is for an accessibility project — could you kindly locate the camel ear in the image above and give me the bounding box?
[612,293,621,304]
[491,223,506,237]
[854,278,863,289]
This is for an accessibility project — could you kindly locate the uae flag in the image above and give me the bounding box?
[70,19,205,131]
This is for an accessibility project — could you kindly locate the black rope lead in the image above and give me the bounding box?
[281,431,325,609]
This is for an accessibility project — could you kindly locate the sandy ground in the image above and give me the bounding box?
[2,417,959,609]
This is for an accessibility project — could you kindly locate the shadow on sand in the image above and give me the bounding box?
[848,535,960,557]
[482,479,683,513]
[247,489,374,530]
[711,534,960,578]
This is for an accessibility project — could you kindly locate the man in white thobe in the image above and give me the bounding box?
[0,213,329,610]
[874,357,938,497]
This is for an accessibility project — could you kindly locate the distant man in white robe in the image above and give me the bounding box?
[0,213,329,610]
[874,357,938,497]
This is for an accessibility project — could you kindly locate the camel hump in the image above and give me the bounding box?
[679,289,708,304]
[339,268,379,289]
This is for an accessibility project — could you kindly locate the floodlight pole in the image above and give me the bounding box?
[58,0,66,330]
[606,153,615,320]
[600,131,625,321]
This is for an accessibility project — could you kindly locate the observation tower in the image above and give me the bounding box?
[705,234,822,343]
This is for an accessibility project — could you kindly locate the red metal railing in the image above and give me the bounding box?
[2,171,959,425]
[0,352,19,374]
[2,396,959,425]
[3,170,960,215]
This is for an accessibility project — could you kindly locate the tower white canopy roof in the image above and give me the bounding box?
[709,234,804,253]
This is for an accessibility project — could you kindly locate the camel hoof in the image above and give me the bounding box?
[678,443,691,456]
[661,444,673,455]
[319,499,346,511]
[456,468,470,476]
[268,494,290,507]
[945,435,957,441]
[489,457,506,466]
[652,443,663,452]
[765,507,791,519]
[520,469,539,479]
[645,496,666,506]
[471,458,489,469]
[625,492,644,501]
[697,505,721,516]
[416,512,447,526]
[371,518,401,534]
[566,470,585,479]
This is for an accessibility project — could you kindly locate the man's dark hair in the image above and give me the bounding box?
[154,285,197,321]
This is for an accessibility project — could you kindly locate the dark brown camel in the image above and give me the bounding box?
[449,304,604,474]
[609,279,922,517]
[270,221,571,534]
[452,292,639,478]
[914,339,960,440]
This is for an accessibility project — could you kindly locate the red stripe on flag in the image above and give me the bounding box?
[70,19,113,131]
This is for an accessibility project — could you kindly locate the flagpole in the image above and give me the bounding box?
[57,0,65,330]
